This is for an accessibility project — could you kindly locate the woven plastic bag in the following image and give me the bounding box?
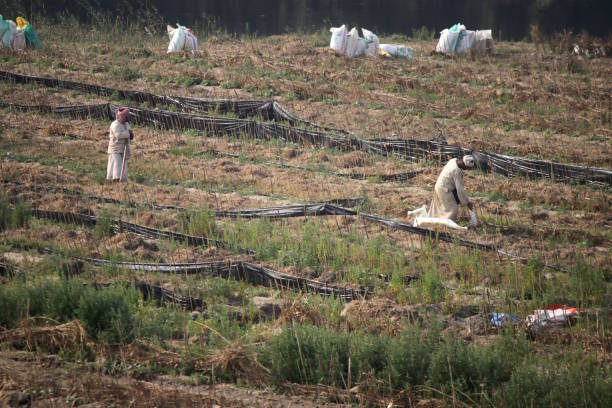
[12,28,25,51]
[379,44,413,59]
[344,27,366,58]
[167,25,197,54]
[184,29,198,53]
[436,23,465,54]
[16,17,42,49]
[167,25,186,53]
[0,16,14,49]
[362,28,379,57]
[329,24,347,55]
[407,205,467,230]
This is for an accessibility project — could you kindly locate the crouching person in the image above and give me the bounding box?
[106,107,133,182]
[428,155,475,221]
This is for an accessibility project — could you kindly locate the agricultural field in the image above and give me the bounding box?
[0,17,610,407]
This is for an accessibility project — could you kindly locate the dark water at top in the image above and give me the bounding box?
[13,0,612,40]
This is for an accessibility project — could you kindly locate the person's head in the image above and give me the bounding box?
[458,155,475,170]
[115,107,130,124]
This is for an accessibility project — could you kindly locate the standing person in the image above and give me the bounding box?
[428,155,475,221]
[106,107,133,182]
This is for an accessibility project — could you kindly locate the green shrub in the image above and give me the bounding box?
[203,307,247,347]
[134,305,189,341]
[502,356,611,408]
[94,208,115,239]
[183,203,217,238]
[0,281,29,328]
[45,279,88,321]
[265,324,351,385]
[427,335,513,399]
[349,331,389,382]
[0,279,86,328]
[76,285,139,343]
[0,195,10,231]
[264,323,526,404]
[389,324,433,389]
[111,66,140,81]
[566,254,607,307]
[11,200,31,229]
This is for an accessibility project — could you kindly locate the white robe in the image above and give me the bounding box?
[106,121,131,181]
[428,158,469,221]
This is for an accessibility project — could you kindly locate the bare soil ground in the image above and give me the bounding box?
[0,351,344,407]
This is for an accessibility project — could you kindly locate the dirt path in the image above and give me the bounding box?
[0,351,344,408]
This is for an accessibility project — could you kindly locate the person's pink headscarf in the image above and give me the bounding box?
[115,107,130,124]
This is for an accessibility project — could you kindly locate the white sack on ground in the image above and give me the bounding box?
[455,30,476,54]
[12,28,25,51]
[329,24,347,55]
[436,23,465,54]
[407,205,467,230]
[345,27,366,58]
[167,25,198,54]
[414,216,467,230]
[362,28,379,57]
[379,43,413,59]
[473,30,494,54]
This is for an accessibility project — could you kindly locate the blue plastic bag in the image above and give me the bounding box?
[491,312,520,327]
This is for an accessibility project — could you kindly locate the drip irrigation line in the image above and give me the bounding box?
[32,202,566,272]
[0,70,274,120]
[2,99,609,187]
[29,203,497,256]
[30,208,253,255]
[0,262,23,278]
[11,183,553,269]
[86,258,370,300]
[3,241,372,300]
[0,257,203,310]
[1,70,609,186]
[132,281,205,311]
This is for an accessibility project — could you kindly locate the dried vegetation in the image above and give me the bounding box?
[0,17,610,407]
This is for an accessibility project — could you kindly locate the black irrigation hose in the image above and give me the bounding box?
[27,202,563,270]
[30,202,497,255]
[0,70,274,120]
[0,258,204,310]
[0,262,22,278]
[2,98,610,187]
[30,208,254,254]
[132,281,205,311]
[2,240,371,300]
[16,182,496,254]
[86,258,370,300]
[12,182,519,263]
[1,70,610,186]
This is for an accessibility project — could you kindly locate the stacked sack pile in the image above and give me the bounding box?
[0,16,41,51]
[435,23,494,55]
[329,25,413,59]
